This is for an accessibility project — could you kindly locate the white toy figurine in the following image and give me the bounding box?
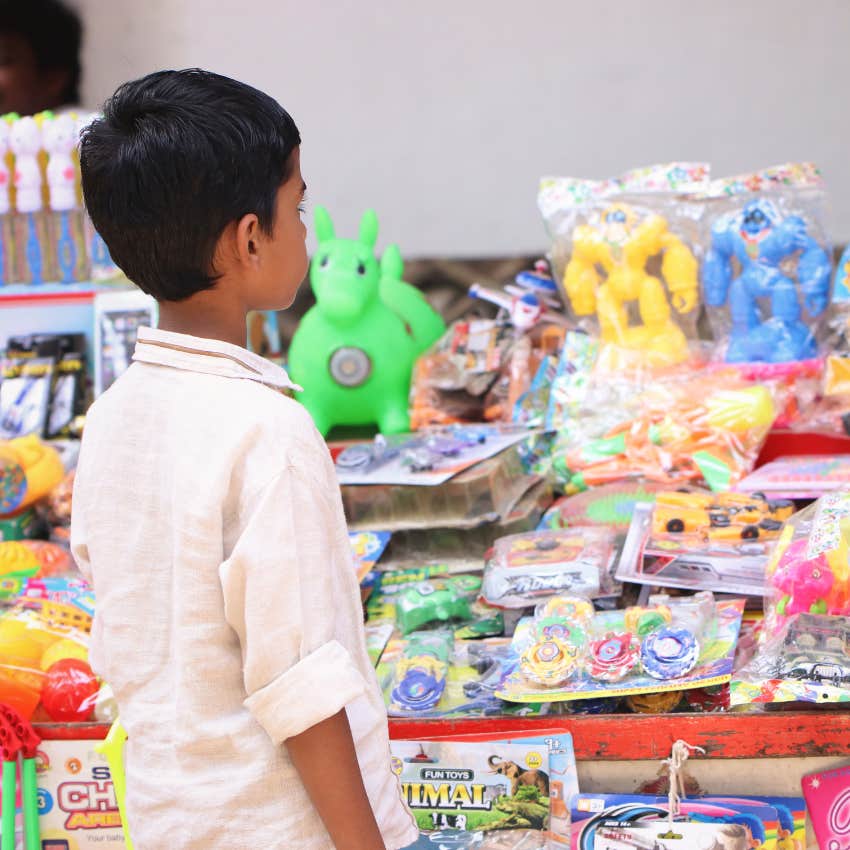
[10,116,43,214]
[0,122,11,216]
[44,113,78,212]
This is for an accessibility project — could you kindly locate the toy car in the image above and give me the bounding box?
[652,491,793,541]
[783,613,850,654]
[779,657,850,686]
[335,435,399,473]
[396,575,482,634]
[400,445,437,472]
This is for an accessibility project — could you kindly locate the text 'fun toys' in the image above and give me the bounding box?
[704,198,831,363]
[287,207,445,435]
[563,204,699,365]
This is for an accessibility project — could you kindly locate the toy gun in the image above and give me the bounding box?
[469,282,569,331]
[0,703,41,850]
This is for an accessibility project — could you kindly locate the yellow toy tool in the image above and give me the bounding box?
[563,204,699,365]
[96,720,134,850]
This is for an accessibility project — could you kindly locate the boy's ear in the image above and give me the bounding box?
[359,209,379,250]
[314,205,335,244]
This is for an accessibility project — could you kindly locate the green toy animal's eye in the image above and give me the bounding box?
[320,256,329,268]
[357,262,366,276]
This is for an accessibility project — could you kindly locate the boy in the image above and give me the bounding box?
[71,70,418,850]
[0,0,82,115]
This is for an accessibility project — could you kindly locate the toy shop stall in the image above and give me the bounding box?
[1,112,850,849]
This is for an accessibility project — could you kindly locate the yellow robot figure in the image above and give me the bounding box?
[563,204,699,365]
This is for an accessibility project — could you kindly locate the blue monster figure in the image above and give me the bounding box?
[703,199,831,362]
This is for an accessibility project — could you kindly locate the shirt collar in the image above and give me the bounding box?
[133,326,302,392]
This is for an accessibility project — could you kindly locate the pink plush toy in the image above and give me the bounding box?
[772,538,834,616]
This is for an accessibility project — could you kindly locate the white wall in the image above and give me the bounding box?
[76,0,850,257]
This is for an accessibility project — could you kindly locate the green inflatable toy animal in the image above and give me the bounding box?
[287,206,445,435]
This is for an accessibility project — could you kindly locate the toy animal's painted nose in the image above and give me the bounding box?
[313,279,371,324]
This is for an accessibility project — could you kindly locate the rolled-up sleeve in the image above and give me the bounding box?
[219,462,367,742]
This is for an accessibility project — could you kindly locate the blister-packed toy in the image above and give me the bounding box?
[732,611,850,707]
[410,266,567,429]
[396,575,483,635]
[539,163,709,368]
[387,630,453,714]
[547,352,779,494]
[616,491,796,598]
[381,635,538,719]
[481,528,617,608]
[495,591,745,704]
[702,163,833,364]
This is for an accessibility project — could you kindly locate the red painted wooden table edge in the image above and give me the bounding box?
[389,711,850,760]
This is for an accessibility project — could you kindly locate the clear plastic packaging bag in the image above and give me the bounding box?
[548,357,779,494]
[763,492,850,640]
[731,491,850,706]
[702,163,833,365]
[0,586,99,722]
[539,163,709,369]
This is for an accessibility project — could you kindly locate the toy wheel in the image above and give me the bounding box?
[796,633,817,650]
[328,347,372,387]
[741,525,760,539]
[666,518,685,533]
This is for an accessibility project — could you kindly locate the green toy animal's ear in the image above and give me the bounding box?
[314,205,335,244]
[359,209,379,250]
[381,244,404,281]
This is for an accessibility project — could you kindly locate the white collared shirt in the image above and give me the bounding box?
[71,327,417,850]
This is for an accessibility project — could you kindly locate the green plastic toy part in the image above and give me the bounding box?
[287,206,445,436]
[96,720,134,850]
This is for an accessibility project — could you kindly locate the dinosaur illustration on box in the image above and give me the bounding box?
[287,206,445,435]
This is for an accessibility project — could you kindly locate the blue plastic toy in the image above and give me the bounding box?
[704,198,831,362]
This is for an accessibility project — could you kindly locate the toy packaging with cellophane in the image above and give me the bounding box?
[0,586,108,724]
[495,592,744,704]
[569,794,782,850]
[701,163,833,366]
[731,491,850,705]
[545,353,779,494]
[348,530,392,582]
[392,734,574,848]
[380,635,546,719]
[409,318,518,429]
[482,528,618,608]
[735,453,850,500]
[615,490,796,597]
[538,163,708,370]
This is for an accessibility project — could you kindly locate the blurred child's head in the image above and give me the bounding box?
[0,0,82,114]
[80,69,307,311]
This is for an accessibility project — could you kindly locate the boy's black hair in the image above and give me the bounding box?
[80,69,301,302]
[0,0,82,104]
